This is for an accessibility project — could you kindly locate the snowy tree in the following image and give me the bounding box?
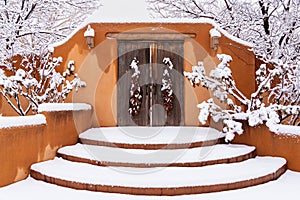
[0,49,85,116]
[147,0,300,65]
[0,0,99,115]
[161,57,174,113]
[150,0,300,134]
[0,0,100,68]
[128,57,143,116]
[147,0,300,71]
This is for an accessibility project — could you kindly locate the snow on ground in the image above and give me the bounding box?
[0,170,298,200]
[38,103,92,112]
[0,114,46,129]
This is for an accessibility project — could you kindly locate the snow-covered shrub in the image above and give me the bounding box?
[184,54,300,141]
[0,50,85,116]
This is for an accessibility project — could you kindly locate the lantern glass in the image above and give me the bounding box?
[85,36,94,49]
[210,36,220,50]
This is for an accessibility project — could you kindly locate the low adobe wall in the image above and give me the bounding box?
[0,109,93,187]
[233,124,300,172]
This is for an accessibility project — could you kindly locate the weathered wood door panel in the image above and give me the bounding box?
[155,41,184,126]
[118,41,150,126]
[117,40,184,126]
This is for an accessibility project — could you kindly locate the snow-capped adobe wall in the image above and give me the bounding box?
[38,103,92,113]
[0,105,93,187]
[233,124,300,172]
[0,114,46,129]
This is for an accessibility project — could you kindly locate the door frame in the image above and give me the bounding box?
[117,39,184,126]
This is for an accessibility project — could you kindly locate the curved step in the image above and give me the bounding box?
[57,144,256,168]
[79,127,225,149]
[30,157,286,196]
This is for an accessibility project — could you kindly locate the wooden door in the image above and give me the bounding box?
[117,41,150,126]
[154,41,184,126]
[117,40,184,126]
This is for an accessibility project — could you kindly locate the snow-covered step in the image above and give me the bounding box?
[30,157,286,196]
[79,127,225,149]
[57,143,256,168]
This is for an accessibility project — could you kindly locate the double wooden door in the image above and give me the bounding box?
[117,40,184,126]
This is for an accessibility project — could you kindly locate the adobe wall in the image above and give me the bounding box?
[52,22,255,127]
[233,124,300,172]
[0,109,92,187]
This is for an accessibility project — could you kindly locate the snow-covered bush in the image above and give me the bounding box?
[184,54,299,141]
[0,50,85,116]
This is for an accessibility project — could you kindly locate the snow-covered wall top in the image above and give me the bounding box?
[51,0,253,48]
[38,103,92,113]
[269,124,300,137]
[0,114,46,129]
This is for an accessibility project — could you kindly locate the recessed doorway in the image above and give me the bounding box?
[117,40,184,126]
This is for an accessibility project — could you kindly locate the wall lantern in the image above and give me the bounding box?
[84,25,95,49]
[209,28,221,50]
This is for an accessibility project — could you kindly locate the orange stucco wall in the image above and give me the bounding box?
[52,22,255,127]
[233,124,300,172]
[0,109,92,187]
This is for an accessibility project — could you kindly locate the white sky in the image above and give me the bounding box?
[90,0,151,22]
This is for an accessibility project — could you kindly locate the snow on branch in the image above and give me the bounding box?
[0,0,100,69]
[148,0,300,66]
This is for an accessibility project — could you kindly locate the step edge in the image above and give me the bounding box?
[79,137,225,150]
[56,148,257,168]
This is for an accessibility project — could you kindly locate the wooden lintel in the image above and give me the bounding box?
[106,32,196,41]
